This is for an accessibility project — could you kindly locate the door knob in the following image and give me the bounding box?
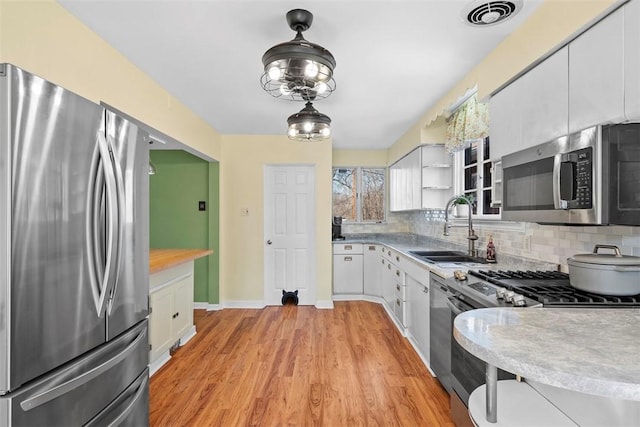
[266,240,272,245]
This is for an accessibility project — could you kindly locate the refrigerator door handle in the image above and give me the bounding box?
[18,327,146,411]
[106,134,125,315]
[91,130,119,317]
[108,374,148,426]
[87,373,149,427]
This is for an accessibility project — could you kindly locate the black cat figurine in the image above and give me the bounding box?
[281,290,299,305]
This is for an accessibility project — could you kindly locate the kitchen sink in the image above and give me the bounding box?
[408,250,464,257]
[408,250,487,264]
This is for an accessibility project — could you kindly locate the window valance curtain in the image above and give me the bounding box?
[444,93,489,153]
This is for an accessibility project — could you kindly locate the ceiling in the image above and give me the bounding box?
[58,0,542,150]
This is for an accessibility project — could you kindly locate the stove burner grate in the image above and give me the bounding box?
[467,269,640,308]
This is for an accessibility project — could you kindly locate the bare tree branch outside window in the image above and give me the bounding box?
[332,168,356,221]
[362,168,385,221]
[332,167,385,222]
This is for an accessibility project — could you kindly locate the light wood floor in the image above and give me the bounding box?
[150,301,454,426]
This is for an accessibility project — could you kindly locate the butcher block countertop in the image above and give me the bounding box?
[149,248,213,274]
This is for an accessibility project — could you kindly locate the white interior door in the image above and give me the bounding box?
[264,165,316,305]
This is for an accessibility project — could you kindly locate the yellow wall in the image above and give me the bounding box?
[332,150,387,167]
[389,0,620,160]
[220,136,333,303]
[0,0,221,161]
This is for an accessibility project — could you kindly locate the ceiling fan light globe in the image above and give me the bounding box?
[305,61,319,78]
[268,65,282,81]
[280,84,292,95]
[315,81,327,94]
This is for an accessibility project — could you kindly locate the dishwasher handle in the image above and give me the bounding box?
[446,296,476,316]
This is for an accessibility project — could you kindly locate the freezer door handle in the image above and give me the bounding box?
[105,132,125,315]
[91,129,119,317]
[19,327,146,411]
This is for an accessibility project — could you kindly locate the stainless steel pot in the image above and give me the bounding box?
[568,245,640,296]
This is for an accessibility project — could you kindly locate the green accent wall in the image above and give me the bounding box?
[149,150,219,304]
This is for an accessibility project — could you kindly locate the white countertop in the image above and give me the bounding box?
[334,233,558,278]
[454,308,640,401]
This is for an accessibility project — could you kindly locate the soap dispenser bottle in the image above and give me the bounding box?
[486,235,497,263]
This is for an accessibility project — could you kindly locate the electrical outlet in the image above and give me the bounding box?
[241,207,249,216]
[523,235,531,251]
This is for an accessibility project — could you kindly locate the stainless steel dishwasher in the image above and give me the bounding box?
[429,272,454,394]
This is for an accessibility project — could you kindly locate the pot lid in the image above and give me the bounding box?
[569,245,640,266]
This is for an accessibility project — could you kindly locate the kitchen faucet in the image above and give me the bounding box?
[444,195,479,257]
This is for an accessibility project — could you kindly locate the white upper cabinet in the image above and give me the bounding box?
[489,80,522,160]
[569,7,625,133]
[490,0,640,158]
[390,144,452,211]
[421,145,452,209]
[389,147,421,211]
[519,46,569,149]
[490,47,569,159]
[625,0,640,120]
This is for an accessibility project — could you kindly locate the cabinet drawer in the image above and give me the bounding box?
[395,282,406,301]
[394,298,407,327]
[382,246,402,264]
[333,243,363,255]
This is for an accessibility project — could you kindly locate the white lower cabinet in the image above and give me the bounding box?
[363,244,382,297]
[406,273,430,363]
[381,257,395,307]
[333,243,364,294]
[333,254,364,294]
[149,261,196,375]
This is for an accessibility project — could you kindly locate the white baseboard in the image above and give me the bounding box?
[179,326,197,346]
[382,302,408,337]
[222,300,267,309]
[149,351,171,377]
[406,334,435,376]
[194,302,223,311]
[315,300,334,309]
[332,294,385,304]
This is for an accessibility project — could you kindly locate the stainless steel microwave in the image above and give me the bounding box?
[501,124,640,225]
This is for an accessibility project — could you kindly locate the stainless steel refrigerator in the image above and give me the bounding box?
[0,64,150,426]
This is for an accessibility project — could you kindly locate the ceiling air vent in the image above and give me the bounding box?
[462,0,523,27]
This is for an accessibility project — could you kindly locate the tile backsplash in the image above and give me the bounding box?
[342,211,640,272]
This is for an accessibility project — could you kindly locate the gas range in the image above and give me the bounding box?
[449,269,640,309]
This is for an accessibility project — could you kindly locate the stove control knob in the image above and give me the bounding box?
[512,294,526,307]
[495,287,507,299]
[503,291,515,302]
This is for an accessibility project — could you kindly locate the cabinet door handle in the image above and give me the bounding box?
[345,245,352,250]
[396,284,400,291]
[387,264,391,270]
[395,256,400,262]
[396,299,400,306]
[395,270,400,277]
[344,256,352,262]
[381,259,385,265]
[423,287,429,294]
[368,245,376,251]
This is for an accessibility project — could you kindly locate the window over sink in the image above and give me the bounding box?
[332,167,385,223]
[454,137,500,218]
